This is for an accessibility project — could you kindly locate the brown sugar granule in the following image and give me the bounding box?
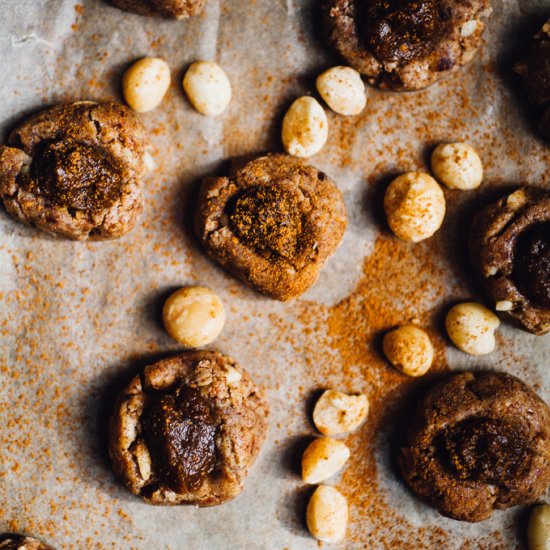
[230,185,303,261]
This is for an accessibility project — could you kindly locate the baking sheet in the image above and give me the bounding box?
[0,0,549,548]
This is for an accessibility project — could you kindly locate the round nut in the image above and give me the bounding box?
[528,503,550,550]
[183,61,232,117]
[313,390,369,436]
[316,66,367,116]
[384,172,446,242]
[282,96,328,157]
[302,437,350,484]
[431,142,483,190]
[445,302,500,356]
[122,57,171,113]
[162,286,225,347]
[382,325,434,377]
[306,485,348,543]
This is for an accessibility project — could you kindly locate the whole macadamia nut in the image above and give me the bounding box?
[445,302,500,356]
[306,485,348,543]
[528,503,550,550]
[431,142,483,190]
[282,96,328,157]
[183,61,232,117]
[313,390,369,436]
[316,66,367,116]
[122,57,171,113]
[162,286,225,347]
[302,437,350,484]
[383,325,434,377]
[384,172,446,242]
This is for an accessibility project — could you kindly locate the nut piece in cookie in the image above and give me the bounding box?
[515,19,550,140]
[322,0,491,91]
[195,154,347,300]
[108,351,269,506]
[400,371,550,522]
[0,101,147,240]
[470,187,550,335]
[111,0,206,19]
[0,535,54,550]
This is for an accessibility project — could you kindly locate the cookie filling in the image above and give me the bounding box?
[28,139,122,212]
[360,0,449,65]
[229,185,303,260]
[143,386,217,493]
[438,417,532,484]
[513,223,550,308]
[526,26,550,105]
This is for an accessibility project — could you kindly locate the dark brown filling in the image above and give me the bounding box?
[28,139,122,212]
[437,417,532,484]
[526,35,550,105]
[143,386,217,493]
[540,106,550,139]
[229,185,303,260]
[514,223,550,308]
[360,0,449,65]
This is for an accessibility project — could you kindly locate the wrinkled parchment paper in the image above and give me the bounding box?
[0,0,549,548]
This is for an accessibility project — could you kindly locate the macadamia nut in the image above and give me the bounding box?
[282,96,328,157]
[431,142,483,190]
[313,390,369,436]
[122,57,171,113]
[162,286,225,347]
[183,61,232,117]
[224,365,242,385]
[528,504,550,550]
[445,302,500,356]
[134,440,152,482]
[461,19,483,37]
[384,172,446,242]
[316,66,367,116]
[383,325,434,377]
[307,485,348,543]
[302,437,350,484]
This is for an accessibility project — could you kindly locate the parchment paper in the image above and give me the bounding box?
[0,0,549,548]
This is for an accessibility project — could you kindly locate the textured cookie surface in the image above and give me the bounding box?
[322,0,491,90]
[0,101,146,240]
[470,186,550,335]
[400,371,550,522]
[109,351,269,506]
[195,153,347,300]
